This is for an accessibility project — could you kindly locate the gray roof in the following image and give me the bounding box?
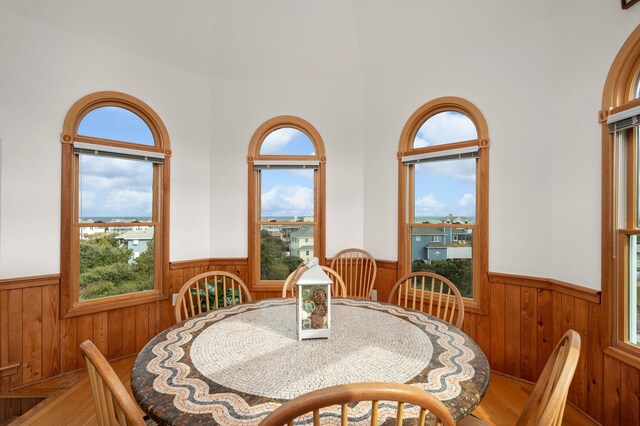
[425,242,446,248]
[116,228,154,241]
[412,227,445,236]
[290,226,314,238]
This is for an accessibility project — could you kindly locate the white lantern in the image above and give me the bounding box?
[296,257,332,340]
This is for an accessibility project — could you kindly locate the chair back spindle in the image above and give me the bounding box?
[282,265,347,298]
[175,271,251,323]
[80,340,146,426]
[516,330,581,426]
[260,382,455,426]
[388,272,464,328]
[330,248,377,299]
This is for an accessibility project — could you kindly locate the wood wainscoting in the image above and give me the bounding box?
[1,259,639,424]
[366,263,635,425]
[0,259,249,394]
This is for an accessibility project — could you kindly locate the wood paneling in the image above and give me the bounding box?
[0,397,44,424]
[2,261,640,425]
[368,265,635,425]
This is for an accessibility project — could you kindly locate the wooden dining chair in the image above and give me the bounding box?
[329,248,377,299]
[174,271,252,322]
[459,329,581,426]
[388,272,465,328]
[80,340,147,426]
[260,382,455,426]
[282,265,348,298]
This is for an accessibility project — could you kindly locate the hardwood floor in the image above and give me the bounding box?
[6,357,598,425]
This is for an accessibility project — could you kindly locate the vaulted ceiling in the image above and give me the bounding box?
[6,0,551,80]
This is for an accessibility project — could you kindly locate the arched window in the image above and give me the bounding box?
[60,92,170,317]
[247,116,326,290]
[601,26,640,359]
[398,97,489,313]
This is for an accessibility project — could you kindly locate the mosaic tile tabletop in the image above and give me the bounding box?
[132,298,489,425]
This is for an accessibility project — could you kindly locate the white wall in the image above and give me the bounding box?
[550,2,640,288]
[3,1,640,290]
[209,78,365,258]
[353,1,640,290]
[354,1,555,277]
[0,9,211,278]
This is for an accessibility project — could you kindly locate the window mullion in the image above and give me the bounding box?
[627,127,637,229]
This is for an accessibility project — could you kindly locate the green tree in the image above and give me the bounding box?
[411,258,473,298]
[78,233,154,300]
[260,230,302,280]
[282,255,304,274]
[79,234,132,273]
[134,240,155,279]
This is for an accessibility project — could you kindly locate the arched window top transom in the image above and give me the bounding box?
[413,111,478,149]
[78,106,155,146]
[398,97,488,155]
[259,127,316,156]
[248,116,325,160]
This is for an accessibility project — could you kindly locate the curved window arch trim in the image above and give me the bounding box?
[398,96,489,157]
[248,115,326,161]
[60,91,171,318]
[247,115,326,291]
[601,24,640,363]
[61,91,171,155]
[397,97,489,315]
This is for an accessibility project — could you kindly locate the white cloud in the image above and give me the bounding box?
[414,111,477,148]
[261,185,313,216]
[416,159,476,182]
[459,193,475,207]
[415,193,446,216]
[79,155,153,216]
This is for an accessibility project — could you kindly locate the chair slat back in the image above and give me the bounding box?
[330,248,377,299]
[260,382,455,426]
[388,272,464,328]
[282,265,347,298]
[174,271,252,323]
[516,329,581,426]
[80,340,146,426]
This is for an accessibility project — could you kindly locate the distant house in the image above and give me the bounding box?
[280,224,302,243]
[78,219,107,239]
[290,226,314,261]
[115,228,154,263]
[411,225,472,263]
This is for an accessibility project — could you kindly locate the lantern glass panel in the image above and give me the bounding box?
[300,284,329,331]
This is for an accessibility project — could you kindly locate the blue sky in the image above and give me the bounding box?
[413,111,477,148]
[78,106,154,146]
[78,107,154,218]
[414,159,476,218]
[412,112,477,219]
[261,169,314,218]
[260,128,315,155]
[77,108,476,220]
[79,155,153,218]
[260,128,315,218]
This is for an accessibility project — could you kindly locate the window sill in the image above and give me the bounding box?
[604,344,640,369]
[61,290,167,319]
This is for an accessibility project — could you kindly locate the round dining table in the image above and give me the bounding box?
[131,298,489,425]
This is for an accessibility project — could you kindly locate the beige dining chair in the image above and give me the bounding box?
[388,271,465,328]
[330,248,377,299]
[282,265,347,298]
[174,271,252,323]
[459,329,581,426]
[80,340,147,426]
[260,382,455,426]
